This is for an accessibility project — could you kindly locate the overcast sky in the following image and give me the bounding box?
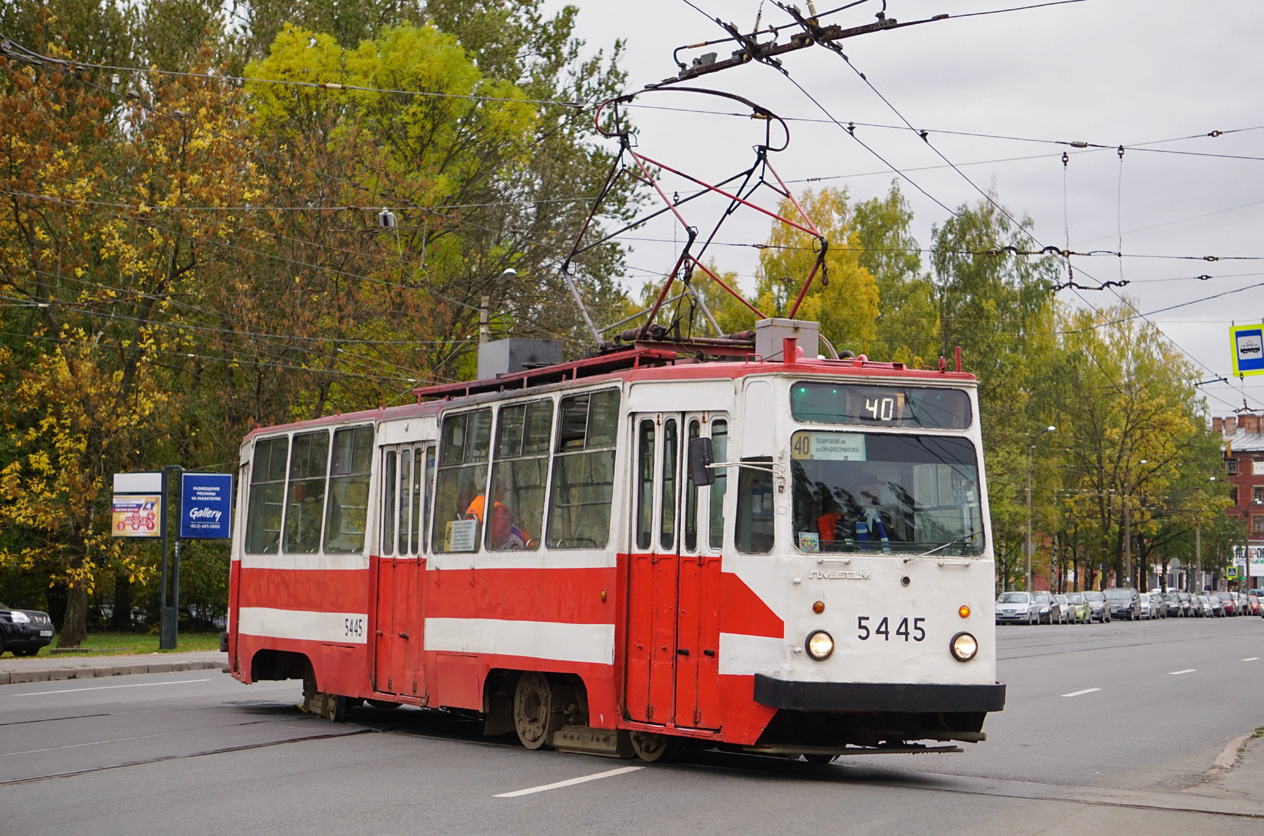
[547,0,1264,420]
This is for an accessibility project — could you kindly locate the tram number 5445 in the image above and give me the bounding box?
[344,616,365,639]
[857,615,925,642]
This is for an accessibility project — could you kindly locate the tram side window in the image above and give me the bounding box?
[410,447,425,554]
[324,425,373,554]
[433,409,492,552]
[635,420,654,550]
[381,451,397,555]
[708,420,728,550]
[245,436,290,554]
[547,389,620,549]
[397,451,411,555]
[736,455,774,554]
[487,399,552,550]
[283,430,330,554]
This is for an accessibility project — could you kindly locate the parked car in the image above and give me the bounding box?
[1148,591,1168,618]
[1137,592,1153,620]
[1177,591,1193,617]
[1161,591,1181,617]
[1189,594,1207,617]
[1033,591,1061,625]
[996,591,1039,625]
[1214,592,1237,616]
[1054,594,1073,624]
[1084,590,1110,622]
[1104,587,1141,621]
[1064,592,1092,623]
[1206,595,1224,617]
[1248,594,1261,616]
[0,600,54,656]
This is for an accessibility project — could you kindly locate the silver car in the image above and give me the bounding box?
[1084,590,1110,622]
[996,591,1039,625]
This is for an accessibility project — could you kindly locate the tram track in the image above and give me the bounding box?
[0,725,376,787]
[670,751,1264,821]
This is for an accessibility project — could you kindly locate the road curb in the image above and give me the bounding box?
[0,660,224,686]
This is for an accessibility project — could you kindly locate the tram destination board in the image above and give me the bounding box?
[791,383,972,429]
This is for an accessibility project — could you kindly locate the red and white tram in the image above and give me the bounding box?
[226,319,1004,761]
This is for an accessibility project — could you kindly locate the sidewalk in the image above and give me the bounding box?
[1181,730,1264,811]
[0,648,227,685]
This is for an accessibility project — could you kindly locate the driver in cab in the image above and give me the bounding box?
[817,472,891,552]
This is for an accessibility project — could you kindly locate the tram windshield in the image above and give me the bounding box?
[790,431,983,556]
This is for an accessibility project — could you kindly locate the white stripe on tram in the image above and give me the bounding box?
[423,618,615,666]
[237,607,369,644]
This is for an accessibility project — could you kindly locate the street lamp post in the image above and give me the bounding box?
[1026,426,1056,592]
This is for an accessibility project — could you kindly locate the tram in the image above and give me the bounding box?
[225,318,1005,761]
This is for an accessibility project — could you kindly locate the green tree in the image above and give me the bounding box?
[754,187,878,356]
[852,181,937,366]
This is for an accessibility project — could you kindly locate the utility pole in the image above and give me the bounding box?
[1195,523,1202,593]
[1025,426,1056,592]
[1123,501,1131,588]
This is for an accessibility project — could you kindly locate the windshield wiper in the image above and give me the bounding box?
[906,529,983,563]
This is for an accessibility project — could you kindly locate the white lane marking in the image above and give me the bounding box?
[1061,688,1101,698]
[495,766,643,798]
[1169,669,1196,675]
[12,678,210,697]
[1243,657,1260,662]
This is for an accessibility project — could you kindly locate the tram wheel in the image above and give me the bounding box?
[803,754,836,765]
[629,730,678,763]
[513,672,561,750]
[367,699,401,710]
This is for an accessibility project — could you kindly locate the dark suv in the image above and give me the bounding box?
[0,600,54,656]
[1104,587,1141,621]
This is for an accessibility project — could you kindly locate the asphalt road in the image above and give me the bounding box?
[2,616,1262,836]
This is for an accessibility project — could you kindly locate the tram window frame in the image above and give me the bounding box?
[708,420,728,551]
[398,450,412,555]
[660,418,679,551]
[410,447,424,555]
[432,409,493,553]
[735,455,775,554]
[381,450,398,556]
[245,435,290,554]
[635,419,655,551]
[283,429,330,554]
[546,389,620,549]
[684,420,701,553]
[324,425,374,554]
[486,399,553,551]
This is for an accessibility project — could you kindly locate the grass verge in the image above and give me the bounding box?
[47,631,223,656]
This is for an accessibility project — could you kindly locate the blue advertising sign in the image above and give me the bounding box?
[180,473,233,539]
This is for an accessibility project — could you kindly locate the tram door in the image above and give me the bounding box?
[625,413,725,731]
[374,444,433,698]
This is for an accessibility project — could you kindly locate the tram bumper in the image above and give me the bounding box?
[753,674,1006,713]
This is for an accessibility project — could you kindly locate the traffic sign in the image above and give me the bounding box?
[1231,325,1264,377]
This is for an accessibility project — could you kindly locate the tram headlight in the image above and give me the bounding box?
[805,630,834,660]
[949,632,978,662]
